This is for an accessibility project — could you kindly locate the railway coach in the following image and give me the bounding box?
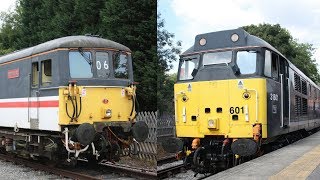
[166,28,320,174]
[0,35,148,165]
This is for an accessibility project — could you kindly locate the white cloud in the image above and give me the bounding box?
[170,0,320,69]
[0,0,16,13]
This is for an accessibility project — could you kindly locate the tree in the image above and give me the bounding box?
[157,13,181,114]
[100,0,157,112]
[0,5,22,54]
[243,23,320,83]
[0,0,158,112]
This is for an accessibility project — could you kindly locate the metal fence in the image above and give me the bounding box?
[126,112,176,162]
[131,111,157,161]
[157,114,175,144]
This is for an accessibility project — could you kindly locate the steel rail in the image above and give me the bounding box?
[157,164,186,179]
[157,155,177,166]
[100,160,157,179]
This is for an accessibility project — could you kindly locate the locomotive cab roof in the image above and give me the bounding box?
[180,28,318,88]
[0,36,131,64]
[182,28,282,56]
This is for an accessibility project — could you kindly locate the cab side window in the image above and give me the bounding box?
[32,62,39,87]
[41,59,52,86]
[264,50,279,81]
[264,50,272,77]
[271,53,279,81]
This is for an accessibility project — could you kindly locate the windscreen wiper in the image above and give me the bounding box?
[78,47,92,65]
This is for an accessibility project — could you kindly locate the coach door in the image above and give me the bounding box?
[280,57,289,127]
[29,58,40,129]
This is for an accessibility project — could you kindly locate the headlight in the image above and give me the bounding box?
[106,109,112,117]
[208,119,214,128]
[243,92,251,99]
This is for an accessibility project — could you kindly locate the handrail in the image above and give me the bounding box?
[244,88,258,122]
[280,74,284,128]
[287,77,290,126]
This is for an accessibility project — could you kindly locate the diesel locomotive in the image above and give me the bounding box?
[167,28,320,174]
[0,35,148,165]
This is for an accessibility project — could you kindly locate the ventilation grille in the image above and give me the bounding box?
[302,98,308,115]
[301,80,307,95]
[295,96,301,116]
[294,73,301,92]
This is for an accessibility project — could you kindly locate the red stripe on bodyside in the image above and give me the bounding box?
[0,100,59,108]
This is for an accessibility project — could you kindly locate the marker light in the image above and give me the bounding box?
[231,33,239,42]
[199,38,207,46]
[102,99,109,104]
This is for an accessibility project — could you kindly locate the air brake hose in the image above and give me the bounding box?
[71,96,76,119]
[66,95,75,119]
[76,96,82,118]
[75,96,78,118]
[130,95,135,117]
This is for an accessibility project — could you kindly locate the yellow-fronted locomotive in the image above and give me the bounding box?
[0,35,148,165]
[168,29,320,174]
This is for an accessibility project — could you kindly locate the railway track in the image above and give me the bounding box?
[0,154,158,179]
[157,155,176,166]
[100,160,157,179]
[157,163,187,179]
[0,154,99,179]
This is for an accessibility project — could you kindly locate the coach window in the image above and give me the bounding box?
[32,62,39,87]
[41,59,52,86]
[69,51,93,78]
[113,52,128,79]
[236,50,257,74]
[96,52,110,78]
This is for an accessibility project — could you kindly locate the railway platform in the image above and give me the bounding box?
[207,131,320,180]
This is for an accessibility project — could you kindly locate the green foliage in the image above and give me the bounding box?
[243,23,320,83]
[157,13,181,114]
[0,7,22,51]
[0,0,158,112]
[157,73,177,115]
[100,0,157,112]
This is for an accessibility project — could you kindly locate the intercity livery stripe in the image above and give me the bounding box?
[0,96,59,108]
[0,100,59,108]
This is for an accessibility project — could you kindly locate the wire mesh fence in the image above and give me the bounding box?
[127,112,175,162]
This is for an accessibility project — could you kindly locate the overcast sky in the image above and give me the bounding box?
[1,0,320,73]
[0,0,16,13]
[159,0,320,73]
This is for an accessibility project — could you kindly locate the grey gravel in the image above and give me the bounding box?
[0,160,64,180]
